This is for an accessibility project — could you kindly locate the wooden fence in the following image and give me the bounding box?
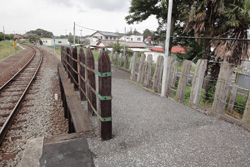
[110,50,250,127]
[61,46,112,140]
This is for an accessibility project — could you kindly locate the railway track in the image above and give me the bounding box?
[0,45,43,145]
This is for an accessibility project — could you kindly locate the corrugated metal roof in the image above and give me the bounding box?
[98,31,119,37]
[99,40,147,48]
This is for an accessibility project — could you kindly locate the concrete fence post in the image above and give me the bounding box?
[143,54,152,88]
[212,62,234,113]
[189,59,207,106]
[228,84,239,112]
[153,56,164,93]
[124,54,129,69]
[176,60,192,102]
[164,56,175,96]
[130,52,138,82]
[119,53,122,66]
[137,54,146,84]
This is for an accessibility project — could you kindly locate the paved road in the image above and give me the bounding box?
[86,65,250,167]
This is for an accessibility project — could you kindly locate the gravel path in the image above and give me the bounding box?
[87,67,250,167]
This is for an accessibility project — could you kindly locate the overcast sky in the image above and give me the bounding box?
[0,0,159,37]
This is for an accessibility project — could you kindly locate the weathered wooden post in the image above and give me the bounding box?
[171,67,178,87]
[61,46,64,65]
[130,52,138,82]
[212,62,234,113]
[228,84,238,112]
[164,56,176,96]
[143,54,152,88]
[242,89,250,125]
[124,54,129,69]
[69,48,74,83]
[189,59,207,106]
[79,48,86,101]
[72,47,79,90]
[137,54,146,84]
[66,47,71,79]
[98,51,112,140]
[119,53,122,67]
[129,55,134,70]
[153,56,164,93]
[113,52,118,65]
[176,60,192,102]
[86,48,97,116]
[110,48,114,62]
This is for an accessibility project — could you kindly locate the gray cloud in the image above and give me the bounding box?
[85,0,129,11]
[46,0,74,7]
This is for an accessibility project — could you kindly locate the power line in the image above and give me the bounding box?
[75,24,98,32]
[171,36,250,41]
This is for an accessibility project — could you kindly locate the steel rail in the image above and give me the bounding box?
[0,44,36,93]
[0,46,44,144]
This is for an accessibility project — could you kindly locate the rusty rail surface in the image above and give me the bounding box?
[0,45,43,144]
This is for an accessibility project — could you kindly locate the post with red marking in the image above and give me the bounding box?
[98,51,112,140]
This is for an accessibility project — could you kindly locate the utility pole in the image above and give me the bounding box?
[161,0,173,97]
[123,27,126,57]
[3,26,5,43]
[80,30,82,44]
[73,22,75,47]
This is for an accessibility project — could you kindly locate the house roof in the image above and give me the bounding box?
[149,47,164,52]
[171,46,186,54]
[99,40,147,48]
[91,31,118,37]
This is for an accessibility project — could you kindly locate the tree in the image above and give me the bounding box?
[108,40,134,56]
[143,29,154,40]
[26,29,53,38]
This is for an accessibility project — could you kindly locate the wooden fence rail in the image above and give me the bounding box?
[61,46,112,140]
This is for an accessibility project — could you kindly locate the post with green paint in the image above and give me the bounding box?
[98,51,112,140]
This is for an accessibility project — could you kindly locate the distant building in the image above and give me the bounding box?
[120,35,144,42]
[96,40,148,51]
[41,38,69,47]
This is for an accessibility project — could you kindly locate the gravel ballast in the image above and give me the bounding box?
[87,68,250,167]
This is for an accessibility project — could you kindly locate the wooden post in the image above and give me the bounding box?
[86,48,97,116]
[189,59,207,105]
[164,56,175,96]
[113,52,118,65]
[69,48,74,83]
[124,54,129,69]
[130,52,138,82]
[98,51,112,140]
[137,54,146,84]
[152,56,164,93]
[66,47,71,79]
[143,54,152,88]
[79,48,86,101]
[119,53,122,67]
[72,47,79,90]
[212,62,234,113]
[242,89,250,125]
[171,67,178,87]
[129,54,134,70]
[176,60,192,102]
[228,84,239,112]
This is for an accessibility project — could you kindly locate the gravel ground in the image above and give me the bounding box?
[0,48,67,166]
[87,68,250,167]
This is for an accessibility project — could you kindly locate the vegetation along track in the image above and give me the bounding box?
[0,45,43,144]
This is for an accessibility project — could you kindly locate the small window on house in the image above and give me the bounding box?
[106,37,108,39]
[58,41,62,43]
[137,38,141,41]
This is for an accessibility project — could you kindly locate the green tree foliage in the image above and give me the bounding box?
[26,28,53,38]
[108,40,134,56]
[143,29,154,40]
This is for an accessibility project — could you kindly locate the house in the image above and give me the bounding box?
[96,40,148,51]
[41,38,69,47]
[144,46,186,62]
[120,35,144,42]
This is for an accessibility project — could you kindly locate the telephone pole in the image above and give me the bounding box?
[73,22,75,46]
[3,26,5,43]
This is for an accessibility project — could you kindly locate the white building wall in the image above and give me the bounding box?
[130,35,143,42]
[144,51,165,62]
[41,38,69,46]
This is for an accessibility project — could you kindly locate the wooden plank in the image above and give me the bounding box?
[171,67,178,87]
[212,62,234,113]
[66,47,71,79]
[79,48,86,101]
[164,56,175,96]
[98,51,112,140]
[153,56,164,93]
[228,84,239,112]
[86,48,97,116]
[58,64,92,133]
[124,54,129,69]
[72,47,79,90]
[119,53,122,67]
[189,59,207,105]
[130,52,138,82]
[143,54,152,88]
[176,60,192,102]
[129,54,134,70]
[137,54,146,84]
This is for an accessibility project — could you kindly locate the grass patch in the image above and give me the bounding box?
[0,41,22,60]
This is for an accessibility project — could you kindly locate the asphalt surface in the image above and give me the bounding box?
[87,66,250,167]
